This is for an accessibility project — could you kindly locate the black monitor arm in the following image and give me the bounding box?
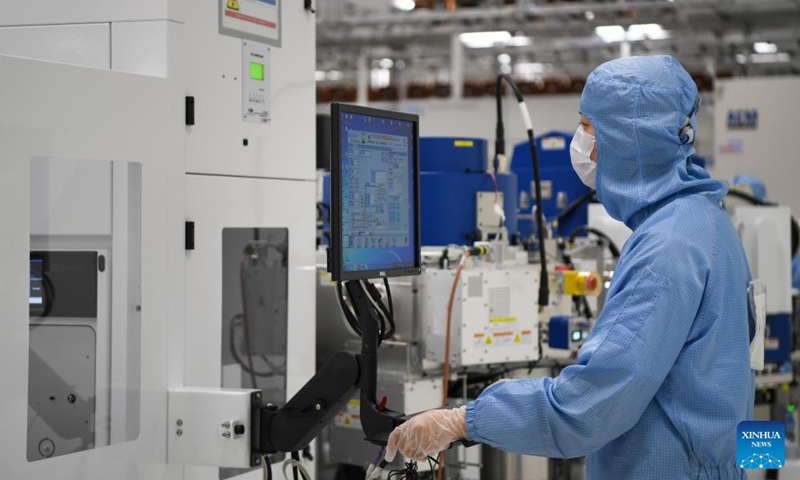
[249,280,407,466]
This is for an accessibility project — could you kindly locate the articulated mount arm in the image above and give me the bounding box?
[249,280,407,466]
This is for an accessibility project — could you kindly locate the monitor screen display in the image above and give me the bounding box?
[331,104,421,280]
[30,258,45,314]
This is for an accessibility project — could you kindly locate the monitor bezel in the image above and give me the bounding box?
[330,102,422,282]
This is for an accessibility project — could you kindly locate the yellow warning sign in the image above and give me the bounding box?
[489,317,517,324]
[514,333,521,343]
[485,335,493,345]
[344,416,351,426]
[227,0,240,11]
[454,140,474,148]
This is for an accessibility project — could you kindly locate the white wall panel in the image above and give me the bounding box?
[0,24,109,69]
[112,21,169,78]
[0,0,169,26]
[713,76,800,215]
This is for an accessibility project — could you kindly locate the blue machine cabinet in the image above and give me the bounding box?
[420,137,518,246]
[511,131,591,240]
[322,137,520,247]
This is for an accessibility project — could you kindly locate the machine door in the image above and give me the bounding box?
[0,54,171,479]
[184,174,317,479]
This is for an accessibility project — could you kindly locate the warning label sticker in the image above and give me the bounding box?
[492,331,514,346]
[490,317,517,332]
[521,329,533,345]
[220,0,280,46]
[476,330,534,348]
[489,317,517,324]
[335,399,362,429]
[541,136,566,151]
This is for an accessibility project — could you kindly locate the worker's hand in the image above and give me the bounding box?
[385,406,469,463]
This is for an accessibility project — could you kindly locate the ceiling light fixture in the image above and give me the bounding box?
[595,25,626,43]
[509,36,532,47]
[392,0,416,12]
[595,24,669,43]
[459,31,512,49]
[753,42,778,54]
[627,24,669,41]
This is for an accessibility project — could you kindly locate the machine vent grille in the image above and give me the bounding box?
[467,275,484,298]
[489,287,511,317]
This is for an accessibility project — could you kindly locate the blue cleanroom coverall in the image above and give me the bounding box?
[465,56,755,479]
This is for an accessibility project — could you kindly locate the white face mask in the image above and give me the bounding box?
[570,125,597,190]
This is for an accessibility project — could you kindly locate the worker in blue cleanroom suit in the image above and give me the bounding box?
[385,56,755,479]
[730,174,800,290]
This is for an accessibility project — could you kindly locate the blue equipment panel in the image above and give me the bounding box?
[511,131,591,240]
[419,137,518,246]
[420,171,517,246]
[324,138,521,247]
[548,315,589,351]
[765,313,792,364]
[420,137,486,172]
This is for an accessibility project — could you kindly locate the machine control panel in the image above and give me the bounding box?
[242,40,271,123]
[549,316,590,352]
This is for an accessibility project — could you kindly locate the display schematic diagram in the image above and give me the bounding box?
[343,128,410,261]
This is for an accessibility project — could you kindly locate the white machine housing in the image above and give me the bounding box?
[168,388,258,469]
[733,205,792,314]
[423,264,540,367]
[0,1,317,480]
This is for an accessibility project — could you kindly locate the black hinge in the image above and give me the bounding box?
[185,96,195,126]
[185,221,195,250]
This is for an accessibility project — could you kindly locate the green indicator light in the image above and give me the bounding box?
[250,62,264,81]
[789,405,796,413]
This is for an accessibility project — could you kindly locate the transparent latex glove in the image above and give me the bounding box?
[385,406,469,463]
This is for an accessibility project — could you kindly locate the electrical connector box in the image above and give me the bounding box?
[549,316,590,352]
[423,266,540,367]
[168,388,258,468]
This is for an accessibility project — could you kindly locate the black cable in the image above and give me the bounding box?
[229,315,269,377]
[726,189,768,206]
[239,261,259,389]
[316,202,331,221]
[338,280,396,344]
[383,277,394,317]
[265,455,273,480]
[568,226,621,259]
[336,281,362,337]
[556,189,596,223]
[389,461,421,480]
[494,77,505,174]
[427,456,439,480]
[495,73,549,307]
[291,451,300,480]
[364,279,395,341]
[41,271,56,318]
[438,247,450,270]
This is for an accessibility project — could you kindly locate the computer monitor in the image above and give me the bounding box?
[330,103,421,281]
